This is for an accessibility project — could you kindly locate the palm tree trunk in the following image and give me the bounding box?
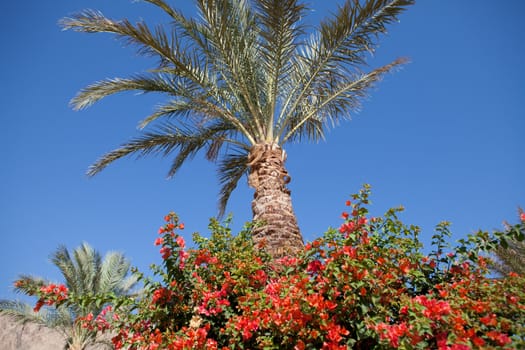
[248,143,304,257]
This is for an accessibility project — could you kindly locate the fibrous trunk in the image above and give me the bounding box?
[248,143,304,258]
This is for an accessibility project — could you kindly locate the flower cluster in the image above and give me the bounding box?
[46,186,525,349]
[77,305,116,332]
[31,283,68,312]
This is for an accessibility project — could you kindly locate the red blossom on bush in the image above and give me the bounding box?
[32,283,68,312]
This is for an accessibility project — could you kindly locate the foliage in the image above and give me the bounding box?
[0,243,139,350]
[61,0,414,215]
[32,187,525,349]
[490,211,525,276]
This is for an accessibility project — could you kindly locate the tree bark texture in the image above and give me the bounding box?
[248,143,304,257]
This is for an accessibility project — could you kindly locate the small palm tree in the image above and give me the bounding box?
[61,0,414,257]
[492,240,525,276]
[0,242,138,350]
[491,210,525,276]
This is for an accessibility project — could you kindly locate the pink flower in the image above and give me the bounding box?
[176,236,186,248]
[179,250,189,269]
[307,260,324,274]
[160,247,171,260]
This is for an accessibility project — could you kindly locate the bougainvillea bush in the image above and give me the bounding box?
[33,186,525,349]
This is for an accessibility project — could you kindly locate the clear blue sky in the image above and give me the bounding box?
[1,0,524,302]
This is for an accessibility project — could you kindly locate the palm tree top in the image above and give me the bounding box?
[61,0,414,215]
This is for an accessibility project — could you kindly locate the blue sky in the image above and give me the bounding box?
[1,0,524,302]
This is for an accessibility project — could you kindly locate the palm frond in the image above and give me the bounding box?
[196,0,266,137]
[13,274,48,296]
[165,122,240,178]
[0,300,44,323]
[282,57,407,142]
[117,274,141,296]
[87,122,237,177]
[72,243,102,295]
[61,10,175,66]
[317,0,413,68]
[71,74,195,111]
[254,0,306,134]
[99,252,132,295]
[217,150,250,217]
[49,246,80,293]
[277,0,413,140]
[138,90,239,131]
[62,7,258,143]
[0,300,72,327]
[62,11,219,107]
[492,239,525,276]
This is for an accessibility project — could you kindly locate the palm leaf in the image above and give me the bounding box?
[87,121,238,177]
[217,150,250,217]
[70,74,195,111]
[99,252,131,294]
[254,0,306,135]
[72,243,102,295]
[282,57,407,142]
[196,0,266,137]
[277,0,414,140]
[0,300,72,328]
[50,247,78,292]
[13,274,47,296]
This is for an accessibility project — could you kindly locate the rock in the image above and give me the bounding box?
[0,314,113,350]
[0,314,66,350]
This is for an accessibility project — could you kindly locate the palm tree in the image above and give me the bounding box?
[61,0,414,257]
[492,239,525,276]
[0,242,138,350]
[491,210,525,276]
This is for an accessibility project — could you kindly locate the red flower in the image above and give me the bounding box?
[374,322,408,348]
[486,331,511,346]
[179,250,189,269]
[33,300,44,313]
[472,336,485,347]
[414,296,451,321]
[399,259,410,274]
[326,324,349,343]
[450,345,470,350]
[176,235,186,248]
[307,260,324,274]
[160,247,171,260]
[480,313,496,326]
[400,305,408,315]
[520,212,525,222]
[154,237,164,246]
